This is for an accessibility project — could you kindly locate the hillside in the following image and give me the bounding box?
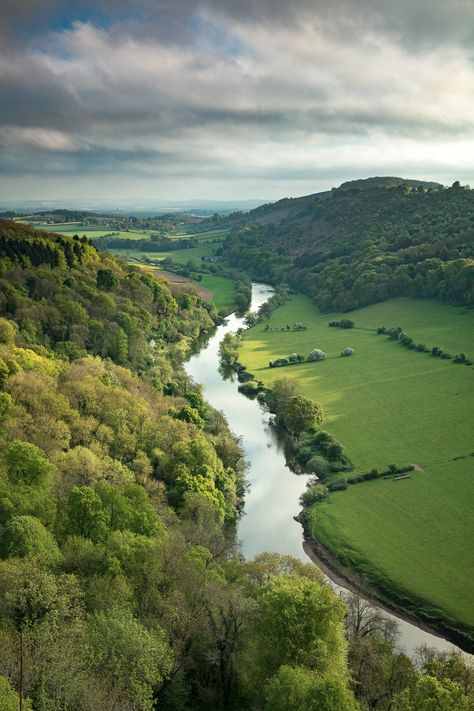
[0,221,362,711]
[223,179,474,311]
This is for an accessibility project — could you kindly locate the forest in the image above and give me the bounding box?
[221,179,474,312]
[0,220,473,710]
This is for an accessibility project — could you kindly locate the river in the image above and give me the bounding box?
[185,281,460,656]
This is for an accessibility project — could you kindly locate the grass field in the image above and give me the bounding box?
[110,242,218,263]
[239,294,474,631]
[198,274,237,312]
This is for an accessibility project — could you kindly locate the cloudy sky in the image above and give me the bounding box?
[1,0,474,201]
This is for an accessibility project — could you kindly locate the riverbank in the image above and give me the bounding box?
[298,517,473,655]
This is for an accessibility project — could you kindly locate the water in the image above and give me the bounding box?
[185,281,461,656]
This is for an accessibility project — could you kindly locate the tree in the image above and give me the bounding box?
[248,574,349,685]
[393,674,470,710]
[265,377,300,417]
[0,675,31,711]
[0,356,9,389]
[265,666,357,711]
[84,609,173,711]
[5,441,54,488]
[96,268,118,290]
[62,486,109,543]
[282,395,324,435]
[1,515,62,567]
[0,317,16,344]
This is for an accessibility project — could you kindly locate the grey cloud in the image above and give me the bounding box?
[1,0,474,196]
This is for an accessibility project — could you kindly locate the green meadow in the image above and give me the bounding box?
[240,294,474,631]
[198,274,237,312]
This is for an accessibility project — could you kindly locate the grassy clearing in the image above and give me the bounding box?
[109,242,217,264]
[198,274,237,312]
[239,294,474,630]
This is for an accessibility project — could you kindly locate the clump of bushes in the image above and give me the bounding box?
[341,347,354,357]
[269,348,326,368]
[329,319,354,328]
[453,352,473,365]
[300,481,329,507]
[292,430,352,481]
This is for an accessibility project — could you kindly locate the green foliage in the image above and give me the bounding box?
[281,394,324,435]
[62,487,109,543]
[5,441,54,488]
[0,675,31,711]
[0,318,16,344]
[223,182,474,311]
[84,609,173,711]
[96,268,119,290]
[1,515,62,566]
[265,665,357,711]
[393,674,471,710]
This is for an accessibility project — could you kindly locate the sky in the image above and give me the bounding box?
[1,0,474,202]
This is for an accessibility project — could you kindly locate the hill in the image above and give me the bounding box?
[223,179,474,311]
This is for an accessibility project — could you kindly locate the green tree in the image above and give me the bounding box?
[0,675,31,711]
[393,674,470,710]
[0,356,9,389]
[1,515,62,567]
[0,317,16,344]
[265,665,357,711]
[5,441,54,488]
[62,487,109,543]
[85,609,173,711]
[282,395,324,435]
[96,268,118,290]
[245,573,349,695]
[265,377,300,418]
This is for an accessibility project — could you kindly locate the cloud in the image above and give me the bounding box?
[0,1,474,198]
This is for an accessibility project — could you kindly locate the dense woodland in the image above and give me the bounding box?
[222,179,474,312]
[0,221,473,710]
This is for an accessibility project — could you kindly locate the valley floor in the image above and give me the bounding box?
[239,295,474,638]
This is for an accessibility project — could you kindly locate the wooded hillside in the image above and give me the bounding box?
[223,179,474,311]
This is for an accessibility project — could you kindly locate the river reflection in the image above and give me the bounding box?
[185,282,461,656]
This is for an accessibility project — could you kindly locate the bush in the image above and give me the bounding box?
[306,456,331,479]
[328,479,349,492]
[341,347,354,357]
[300,483,329,507]
[308,348,326,361]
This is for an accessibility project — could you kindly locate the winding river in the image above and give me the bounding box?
[185,281,460,656]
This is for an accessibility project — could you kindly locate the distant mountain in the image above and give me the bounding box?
[0,197,268,217]
[222,178,474,311]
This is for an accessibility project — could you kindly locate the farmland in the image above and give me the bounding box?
[239,294,474,632]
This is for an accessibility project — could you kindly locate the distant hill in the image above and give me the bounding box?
[223,179,474,311]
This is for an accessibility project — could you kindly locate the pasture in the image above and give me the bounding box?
[240,294,474,631]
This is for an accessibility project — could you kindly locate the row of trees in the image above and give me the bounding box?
[377,326,472,365]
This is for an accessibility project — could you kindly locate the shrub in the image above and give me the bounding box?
[328,479,349,492]
[300,483,329,507]
[339,319,354,329]
[341,347,354,357]
[306,456,331,479]
[308,348,326,361]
